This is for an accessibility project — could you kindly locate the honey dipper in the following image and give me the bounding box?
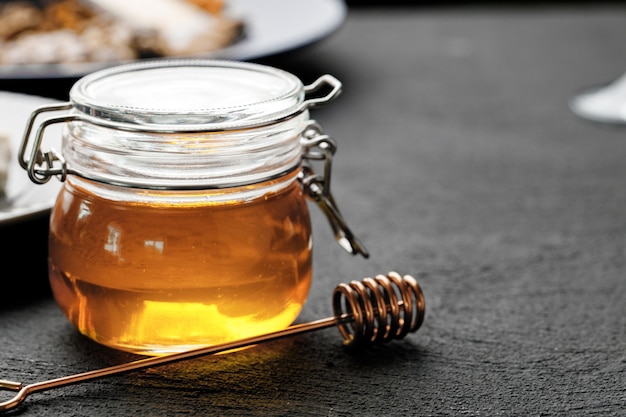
[0,271,425,412]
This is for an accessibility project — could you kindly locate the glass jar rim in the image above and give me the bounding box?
[69,59,306,132]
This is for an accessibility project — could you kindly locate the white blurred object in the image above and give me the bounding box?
[0,133,10,196]
[0,92,63,224]
[569,72,626,125]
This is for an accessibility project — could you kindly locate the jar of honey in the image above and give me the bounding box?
[19,59,368,356]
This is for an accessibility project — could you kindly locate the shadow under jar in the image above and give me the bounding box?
[19,59,368,356]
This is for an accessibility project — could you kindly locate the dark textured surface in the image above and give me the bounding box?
[2,4,626,416]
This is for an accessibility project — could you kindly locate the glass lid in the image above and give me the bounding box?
[69,59,306,131]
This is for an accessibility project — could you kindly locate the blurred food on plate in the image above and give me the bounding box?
[0,0,243,65]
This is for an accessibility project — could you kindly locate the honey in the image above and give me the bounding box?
[49,173,311,355]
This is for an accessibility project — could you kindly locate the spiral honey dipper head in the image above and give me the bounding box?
[332,271,425,347]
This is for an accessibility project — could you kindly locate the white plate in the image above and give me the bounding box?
[0,0,347,79]
[0,92,63,224]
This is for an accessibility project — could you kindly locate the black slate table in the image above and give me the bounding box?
[1,3,626,416]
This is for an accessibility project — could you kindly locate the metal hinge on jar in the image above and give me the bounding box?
[18,102,72,185]
[299,120,369,258]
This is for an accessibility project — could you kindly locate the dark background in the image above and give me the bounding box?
[1,2,625,415]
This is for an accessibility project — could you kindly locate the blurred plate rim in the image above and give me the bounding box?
[0,92,63,225]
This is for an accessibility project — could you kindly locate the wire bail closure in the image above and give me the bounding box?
[17,72,367,257]
[18,74,344,187]
[300,120,369,258]
[18,102,72,185]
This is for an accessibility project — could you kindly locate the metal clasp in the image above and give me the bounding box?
[300,120,369,258]
[18,102,74,185]
[300,74,343,112]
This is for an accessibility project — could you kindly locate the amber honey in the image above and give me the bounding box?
[48,173,312,355]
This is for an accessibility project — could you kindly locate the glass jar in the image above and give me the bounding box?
[19,59,368,356]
